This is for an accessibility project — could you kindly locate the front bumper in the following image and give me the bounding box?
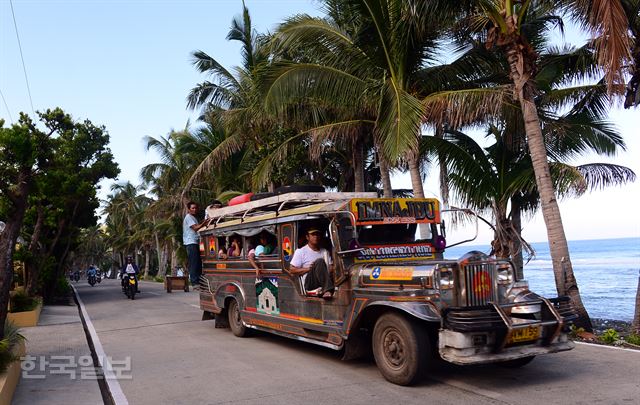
[438,329,575,364]
[438,296,578,365]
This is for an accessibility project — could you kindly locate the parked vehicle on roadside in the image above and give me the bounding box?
[197,191,577,385]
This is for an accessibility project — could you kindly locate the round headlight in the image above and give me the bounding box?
[497,263,513,284]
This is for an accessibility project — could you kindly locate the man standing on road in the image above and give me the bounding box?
[183,201,205,289]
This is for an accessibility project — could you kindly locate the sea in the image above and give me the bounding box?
[444,237,640,321]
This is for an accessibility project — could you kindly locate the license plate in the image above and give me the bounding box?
[508,326,540,344]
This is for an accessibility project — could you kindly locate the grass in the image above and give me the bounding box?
[0,321,26,374]
[10,290,40,313]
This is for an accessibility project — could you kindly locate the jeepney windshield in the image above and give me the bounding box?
[349,198,441,262]
[357,223,422,245]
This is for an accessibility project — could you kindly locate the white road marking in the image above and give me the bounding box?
[73,286,129,405]
[574,341,640,353]
[190,304,200,309]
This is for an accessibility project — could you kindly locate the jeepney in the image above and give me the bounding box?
[197,192,577,385]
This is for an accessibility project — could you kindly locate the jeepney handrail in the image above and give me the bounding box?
[324,210,357,251]
[241,207,256,222]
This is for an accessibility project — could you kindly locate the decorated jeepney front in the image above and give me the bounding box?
[346,197,577,366]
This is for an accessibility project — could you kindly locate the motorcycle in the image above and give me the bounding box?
[96,272,102,283]
[72,271,80,283]
[122,273,137,300]
[88,274,96,286]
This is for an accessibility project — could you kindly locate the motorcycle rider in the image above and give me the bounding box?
[87,265,97,284]
[120,256,140,293]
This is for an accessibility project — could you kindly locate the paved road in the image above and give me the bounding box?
[76,279,640,405]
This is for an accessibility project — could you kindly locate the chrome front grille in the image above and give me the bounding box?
[462,262,498,306]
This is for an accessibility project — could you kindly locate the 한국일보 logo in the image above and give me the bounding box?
[371,267,381,279]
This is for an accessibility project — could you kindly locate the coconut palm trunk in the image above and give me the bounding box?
[633,273,640,334]
[379,157,393,197]
[353,141,365,192]
[505,43,592,331]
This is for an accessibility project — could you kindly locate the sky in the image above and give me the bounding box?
[1,0,639,245]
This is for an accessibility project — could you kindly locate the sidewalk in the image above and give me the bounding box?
[12,303,104,404]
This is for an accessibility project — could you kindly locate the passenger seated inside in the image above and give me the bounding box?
[217,237,228,259]
[289,227,334,298]
[254,231,277,256]
[227,236,242,258]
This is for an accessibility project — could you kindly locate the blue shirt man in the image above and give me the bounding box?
[183,201,203,288]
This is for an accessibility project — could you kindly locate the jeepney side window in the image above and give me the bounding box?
[249,231,278,257]
[227,234,243,259]
[297,220,332,252]
[216,236,227,258]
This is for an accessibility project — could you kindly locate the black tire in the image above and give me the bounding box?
[128,283,136,300]
[497,355,535,368]
[228,299,248,337]
[372,312,430,385]
[250,192,276,201]
[275,184,325,195]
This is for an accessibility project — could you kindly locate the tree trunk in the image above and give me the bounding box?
[506,43,592,331]
[154,233,164,279]
[143,248,150,279]
[110,249,118,278]
[353,140,365,192]
[406,150,429,238]
[633,272,640,334]
[170,247,178,277]
[26,204,45,295]
[435,125,450,207]
[0,174,31,339]
[510,198,525,280]
[379,158,393,197]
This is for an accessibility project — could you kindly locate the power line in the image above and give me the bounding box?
[0,88,14,124]
[9,0,35,117]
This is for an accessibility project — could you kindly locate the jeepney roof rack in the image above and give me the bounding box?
[205,191,377,226]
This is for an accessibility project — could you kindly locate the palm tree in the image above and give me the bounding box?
[186,2,292,193]
[265,0,455,198]
[446,0,636,330]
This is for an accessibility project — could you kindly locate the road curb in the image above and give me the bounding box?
[574,341,640,353]
[72,285,129,405]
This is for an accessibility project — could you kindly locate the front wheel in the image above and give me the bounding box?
[372,312,430,385]
[128,283,136,300]
[228,299,248,337]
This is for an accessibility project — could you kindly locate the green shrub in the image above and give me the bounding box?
[569,324,585,339]
[0,321,26,373]
[625,333,640,345]
[154,275,164,282]
[10,290,40,313]
[599,328,620,344]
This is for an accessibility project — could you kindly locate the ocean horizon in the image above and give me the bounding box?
[445,237,639,321]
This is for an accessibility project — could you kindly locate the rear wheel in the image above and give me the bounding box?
[372,312,430,385]
[228,299,248,337]
[128,283,136,300]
